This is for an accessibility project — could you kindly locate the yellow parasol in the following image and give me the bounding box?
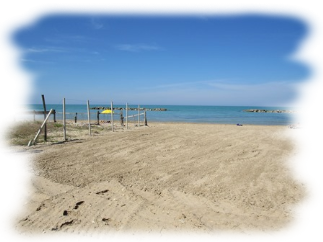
[101,109,113,114]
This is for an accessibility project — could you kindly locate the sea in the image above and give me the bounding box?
[26,104,297,126]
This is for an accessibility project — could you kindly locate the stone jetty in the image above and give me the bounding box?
[243,109,294,113]
[91,107,167,111]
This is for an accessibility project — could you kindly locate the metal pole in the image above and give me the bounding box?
[138,105,140,127]
[126,102,128,130]
[63,98,66,141]
[111,101,114,132]
[126,103,128,129]
[87,100,91,136]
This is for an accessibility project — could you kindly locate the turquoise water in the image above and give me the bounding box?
[28,104,296,125]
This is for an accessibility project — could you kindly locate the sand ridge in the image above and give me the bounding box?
[16,122,304,234]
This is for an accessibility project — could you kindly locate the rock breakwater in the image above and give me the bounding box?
[243,109,294,113]
[91,107,167,111]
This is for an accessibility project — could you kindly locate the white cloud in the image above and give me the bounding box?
[90,17,104,30]
[115,44,162,52]
[24,46,66,53]
[22,46,101,57]
[44,34,96,44]
[19,58,36,63]
[20,58,54,64]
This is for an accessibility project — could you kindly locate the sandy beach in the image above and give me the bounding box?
[14,122,304,234]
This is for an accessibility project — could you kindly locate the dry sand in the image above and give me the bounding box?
[15,122,304,235]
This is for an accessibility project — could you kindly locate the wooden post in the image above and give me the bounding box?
[111,101,114,132]
[75,113,77,123]
[126,103,128,130]
[28,109,53,146]
[53,110,56,122]
[138,105,140,127]
[97,111,100,125]
[41,94,47,141]
[63,98,66,141]
[144,111,147,126]
[87,100,91,136]
[33,110,35,122]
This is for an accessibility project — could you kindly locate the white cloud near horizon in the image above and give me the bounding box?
[115,44,162,52]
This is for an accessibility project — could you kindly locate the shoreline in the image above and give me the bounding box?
[23,118,293,127]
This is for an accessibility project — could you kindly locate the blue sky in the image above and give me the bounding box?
[12,14,309,106]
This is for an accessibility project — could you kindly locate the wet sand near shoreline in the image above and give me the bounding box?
[15,122,304,234]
